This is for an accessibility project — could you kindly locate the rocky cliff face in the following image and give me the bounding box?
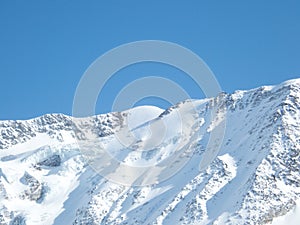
[0,79,300,225]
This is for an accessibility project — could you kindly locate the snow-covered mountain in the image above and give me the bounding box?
[1,79,300,225]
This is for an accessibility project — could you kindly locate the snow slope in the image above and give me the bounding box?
[271,199,300,225]
[0,79,300,225]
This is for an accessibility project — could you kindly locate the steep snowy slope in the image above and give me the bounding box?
[0,79,300,225]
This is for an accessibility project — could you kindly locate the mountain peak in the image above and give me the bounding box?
[0,79,300,224]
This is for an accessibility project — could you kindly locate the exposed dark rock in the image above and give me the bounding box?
[37,154,61,167]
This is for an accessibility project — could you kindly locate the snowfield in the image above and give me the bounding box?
[0,79,300,224]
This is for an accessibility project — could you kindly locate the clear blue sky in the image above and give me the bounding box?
[0,1,299,120]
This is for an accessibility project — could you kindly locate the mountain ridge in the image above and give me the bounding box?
[0,78,300,224]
